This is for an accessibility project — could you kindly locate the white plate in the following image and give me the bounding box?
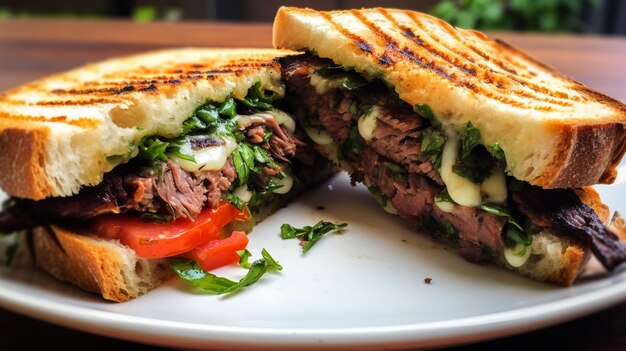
[1,172,626,350]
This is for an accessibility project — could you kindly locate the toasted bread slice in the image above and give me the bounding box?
[20,225,173,302]
[0,48,298,200]
[273,7,626,189]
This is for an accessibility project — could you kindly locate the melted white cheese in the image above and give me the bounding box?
[309,74,342,95]
[233,185,253,202]
[440,128,482,207]
[383,201,398,215]
[357,105,381,141]
[305,127,333,145]
[482,167,507,203]
[272,174,294,194]
[434,199,455,213]
[504,243,531,268]
[171,137,237,173]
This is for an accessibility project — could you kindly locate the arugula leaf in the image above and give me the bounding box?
[137,137,169,162]
[222,192,247,211]
[435,189,454,203]
[420,128,446,167]
[280,221,348,253]
[182,116,207,135]
[218,96,237,117]
[479,204,523,231]
[239,82,275,111]
[488,142,506,165]
[343,127,363,157]
[503,224,532,248]
[384,161,407,174]
[237,249,252,269]
[414,103,434,118]
[368,186,389,206]
[170,248,282,295]
[314,67,369,91]
[459,121,481,160]
[196,105,219,125]
[452,147,494,183]
[442,221,460,245]
[167,138,196,163]
[231,143,256,186]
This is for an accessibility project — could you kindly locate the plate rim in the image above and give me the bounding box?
[1,269,625,350]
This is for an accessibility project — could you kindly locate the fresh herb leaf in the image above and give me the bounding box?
[442,221,459,245]
[488,142,506,165]
[459,121,481,160]
[420,128,446,170]
[349,100,359,115]
[414,103,434,118]
[218,96,237,117]
[238,82,275,111]
[182,116,207,135]
[503,224,532,248]
[343,127,363,156]
[480,243,499,259]
[314,67,369,91]
[480,204,524,231]
[452,146,494,183]
[222,192,247,211]
[196,106,219,125]
[237,249,252,269]
[231,143,256,186]
[280,221,348,253]
[171,249,282,295]
[137,137,169,162]
[368,186,389,206]
[435,189,454,203]
[384,161,407,174]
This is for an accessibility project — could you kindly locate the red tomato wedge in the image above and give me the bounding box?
[185,231,249,272]
[91,201,250,259]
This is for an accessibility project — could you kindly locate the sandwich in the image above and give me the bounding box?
[273,7,626,285]
[0,48,335,302]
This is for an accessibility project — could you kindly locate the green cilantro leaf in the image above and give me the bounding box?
[280,221,348,253]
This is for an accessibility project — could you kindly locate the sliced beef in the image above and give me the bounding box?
[433,205,507,260]
[513,186,626,271]
[282,54,505,260]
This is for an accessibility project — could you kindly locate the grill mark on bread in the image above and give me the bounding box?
[378,9,476,76]
[346,10,474,89]
[349,9,558,110]
[399,10,579,107]
[0,111,99,128]
[3,98,118,106]
[319,11,381,57]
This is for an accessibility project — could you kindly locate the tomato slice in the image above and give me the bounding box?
[91,201,249,258]
[185,231,249,271]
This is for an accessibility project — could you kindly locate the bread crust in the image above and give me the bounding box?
[26,226,173,302]
[0,48,299,199]
[273,7,626,188]
[0,126,50,199]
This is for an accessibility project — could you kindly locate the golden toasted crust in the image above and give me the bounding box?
[273,7,626,188]
[0,48,299,199]
[27,226,173,302]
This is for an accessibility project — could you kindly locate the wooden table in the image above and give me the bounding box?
[0,18,625,351]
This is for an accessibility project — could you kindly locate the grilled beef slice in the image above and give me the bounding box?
[281,54,506,261]
[281,53,626,270]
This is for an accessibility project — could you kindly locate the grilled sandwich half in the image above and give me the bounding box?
[273,7,626,285]
[0,48,335,301]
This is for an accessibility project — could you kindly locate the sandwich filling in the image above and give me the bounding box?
[281,53,626,273]
[0,81,335,261]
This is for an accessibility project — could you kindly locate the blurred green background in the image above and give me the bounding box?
[0,0,624,34]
